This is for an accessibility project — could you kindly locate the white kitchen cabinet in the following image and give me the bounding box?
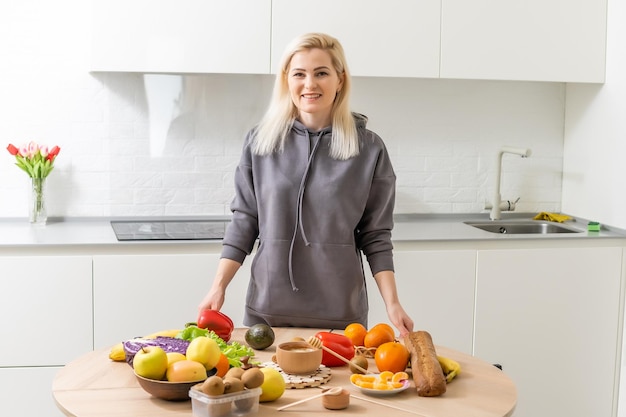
[90,0,607,83]
[0,255,91,417]
[0,367,65,417]
[474,246,622,417]
[92,253,252,349]
[0,256,93,366]
[271,0,441,78]
[90,0,271,74]
[440,0,607,82]
[366,250,476,354]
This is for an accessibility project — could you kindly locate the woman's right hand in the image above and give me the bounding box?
[198,287,225,312]
[198,258,242,312]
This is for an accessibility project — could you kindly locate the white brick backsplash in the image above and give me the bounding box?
[0,2,564,219]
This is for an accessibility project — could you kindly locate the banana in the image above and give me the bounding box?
[437,355,461,383]
[143,329,181,339]
[108,329,181,362]
[109,342,126,361]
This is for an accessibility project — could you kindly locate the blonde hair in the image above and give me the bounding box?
[252,33,359,160]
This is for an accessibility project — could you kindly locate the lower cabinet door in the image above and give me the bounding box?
[93,254,235,349]
[366,250,476,354]
[475,247,622,417]
[0,366,65,417]
[0,256,93,366]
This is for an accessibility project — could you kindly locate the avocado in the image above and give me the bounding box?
[244,323,275,350]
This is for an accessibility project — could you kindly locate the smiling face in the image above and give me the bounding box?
[287,48,344,131]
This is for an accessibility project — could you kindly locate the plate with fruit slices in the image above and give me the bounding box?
[349,371,411,396]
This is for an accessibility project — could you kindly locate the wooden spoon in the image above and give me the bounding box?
[307,336,371,374]
[277,386,342,411]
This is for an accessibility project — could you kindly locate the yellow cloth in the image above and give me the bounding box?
[533,212,572,223]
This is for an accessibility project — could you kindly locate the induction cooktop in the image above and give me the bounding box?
[110,220,229,241]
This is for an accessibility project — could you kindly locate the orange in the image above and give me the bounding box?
[374,342,410,373]
[344,323,367,346]
[363,326,395,349]
[371,323,395,339]
[214,353,230,378]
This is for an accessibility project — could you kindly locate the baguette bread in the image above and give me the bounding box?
[404,330,447,397]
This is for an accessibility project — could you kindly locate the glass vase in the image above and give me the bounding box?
[30,177,48,225]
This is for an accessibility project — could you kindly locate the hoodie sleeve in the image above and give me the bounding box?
[221,131,260,264]
[356,134,396,275]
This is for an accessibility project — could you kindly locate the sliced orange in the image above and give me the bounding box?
[392,371,409,383]
[214,353,230,378]
[378,371,394,382]
[350,374,361,384]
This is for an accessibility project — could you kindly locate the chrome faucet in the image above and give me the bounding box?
[489,146,531,220]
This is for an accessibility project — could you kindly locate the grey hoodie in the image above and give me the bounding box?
[221,113,395,329]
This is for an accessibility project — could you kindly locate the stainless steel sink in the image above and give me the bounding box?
[464,220,582,234]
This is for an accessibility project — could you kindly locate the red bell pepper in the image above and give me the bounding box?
[196,309,234,342]
[314,331,355,367]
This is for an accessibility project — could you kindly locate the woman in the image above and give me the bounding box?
[199,33,413,336]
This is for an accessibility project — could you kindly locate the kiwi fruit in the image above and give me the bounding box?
[349,355,369,374]
[241,367,265,389]
[234,397,257,412]
[224,367,245,380]
[223,377,245,394]
[200,375,225,396]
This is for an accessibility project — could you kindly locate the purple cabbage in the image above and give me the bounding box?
[123,336,190,367]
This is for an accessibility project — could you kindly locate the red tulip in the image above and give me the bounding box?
[6,144,19,156]
[47,145,61,161]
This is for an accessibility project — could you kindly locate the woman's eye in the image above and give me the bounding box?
[316,71,329,77]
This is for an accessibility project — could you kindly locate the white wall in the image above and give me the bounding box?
[563,0,626,229]
[0,1,565,219]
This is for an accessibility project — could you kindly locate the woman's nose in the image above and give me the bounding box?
[304,75,316,88]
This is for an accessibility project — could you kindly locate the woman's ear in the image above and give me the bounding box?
[336,72,344,95]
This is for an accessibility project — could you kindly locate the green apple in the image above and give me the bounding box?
[185,337,221,370]
[133,346,168,380]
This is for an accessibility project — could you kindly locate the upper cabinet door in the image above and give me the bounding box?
[440,0,607,83]
[90,0,271,74]
[271,0,441,78]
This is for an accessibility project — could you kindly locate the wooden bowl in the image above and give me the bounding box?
[322,388,350,410]
[276,341,322,375]
[134,372,204,401]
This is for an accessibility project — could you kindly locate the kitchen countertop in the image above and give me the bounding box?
[1,213,624,248]
[52,327,517,417]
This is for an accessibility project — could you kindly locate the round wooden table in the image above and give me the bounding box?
[53,328,516,417]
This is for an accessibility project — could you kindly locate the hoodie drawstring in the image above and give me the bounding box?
[287,130,324,292]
